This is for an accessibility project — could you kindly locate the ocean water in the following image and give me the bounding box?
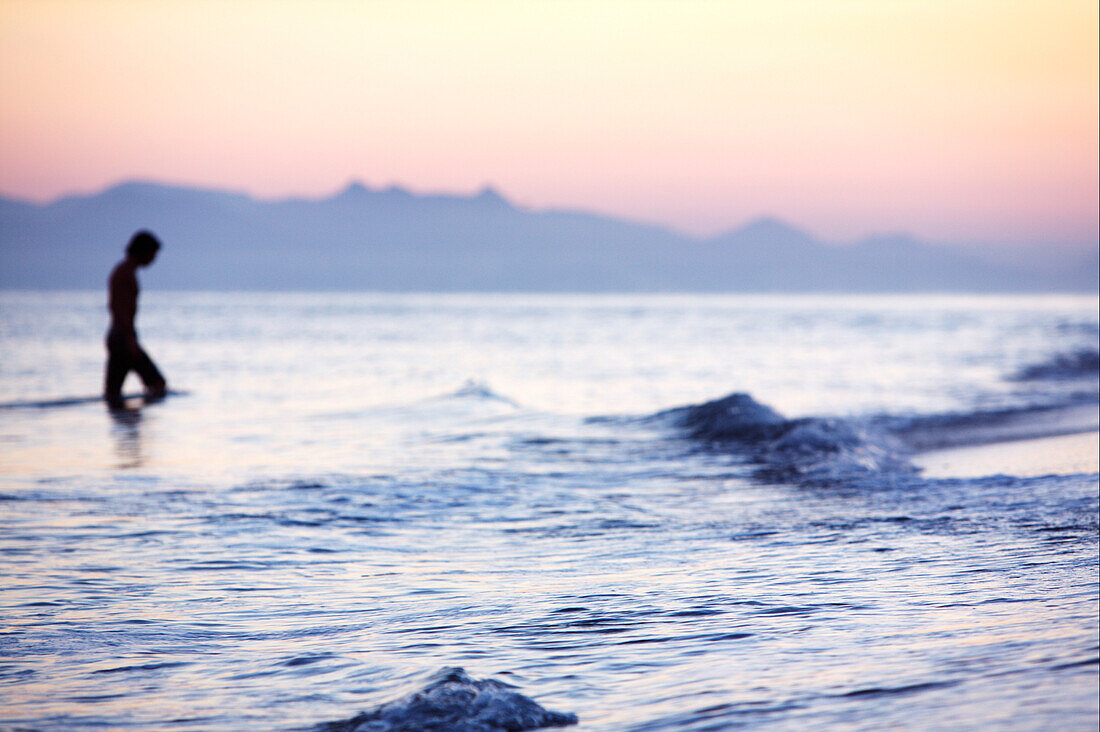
[0,291,1097,730]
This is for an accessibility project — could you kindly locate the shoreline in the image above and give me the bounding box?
[914,430,1099,479]
[902,401,1099,479]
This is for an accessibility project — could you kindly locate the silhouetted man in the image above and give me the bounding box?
[104,230,166,407]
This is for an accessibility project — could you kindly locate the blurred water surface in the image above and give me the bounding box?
[0,292,1096,729]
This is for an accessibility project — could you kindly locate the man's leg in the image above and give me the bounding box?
[104,344,131,407]
[132,346,167,397]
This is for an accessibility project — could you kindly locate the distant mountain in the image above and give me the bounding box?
[1,180,1095,292]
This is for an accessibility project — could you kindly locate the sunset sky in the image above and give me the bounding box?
[1,0,1096,246]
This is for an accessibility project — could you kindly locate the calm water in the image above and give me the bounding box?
[1,292,1097,730]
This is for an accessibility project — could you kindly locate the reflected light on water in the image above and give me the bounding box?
[0,293,1095,729]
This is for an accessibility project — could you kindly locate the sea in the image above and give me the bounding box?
[1,291,1097,730]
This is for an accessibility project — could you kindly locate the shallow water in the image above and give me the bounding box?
[1,292,1097,730]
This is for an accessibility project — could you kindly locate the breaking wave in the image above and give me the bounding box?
[651,393,915,485]
[315,667,577,732]
[651,389,1099,485]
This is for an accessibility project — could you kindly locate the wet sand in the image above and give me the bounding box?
[915,430,1100,479]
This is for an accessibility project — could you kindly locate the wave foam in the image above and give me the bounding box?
[316,667,577,732]
[761,417,913,482]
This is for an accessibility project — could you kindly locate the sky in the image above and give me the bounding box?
[1,0,1097,247]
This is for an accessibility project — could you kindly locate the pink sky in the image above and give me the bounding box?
[1,0,1096,246]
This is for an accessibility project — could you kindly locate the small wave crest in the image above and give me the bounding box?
[1012,348,1099,381]
[651,393,787,441]
[315,667,577,732]
[444,379,519,406]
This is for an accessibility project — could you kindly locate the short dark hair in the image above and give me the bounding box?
[126,230,161,258]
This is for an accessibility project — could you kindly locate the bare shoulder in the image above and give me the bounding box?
[109,260,136,287]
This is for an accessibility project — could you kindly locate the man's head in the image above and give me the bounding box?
[126,230,161,266]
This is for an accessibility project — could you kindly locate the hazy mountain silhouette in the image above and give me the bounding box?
[1,180,1095,292]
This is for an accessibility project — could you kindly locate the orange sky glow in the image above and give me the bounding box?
[1,0,1096,246]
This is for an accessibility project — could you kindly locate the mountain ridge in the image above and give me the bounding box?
[0,180,1095,292]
